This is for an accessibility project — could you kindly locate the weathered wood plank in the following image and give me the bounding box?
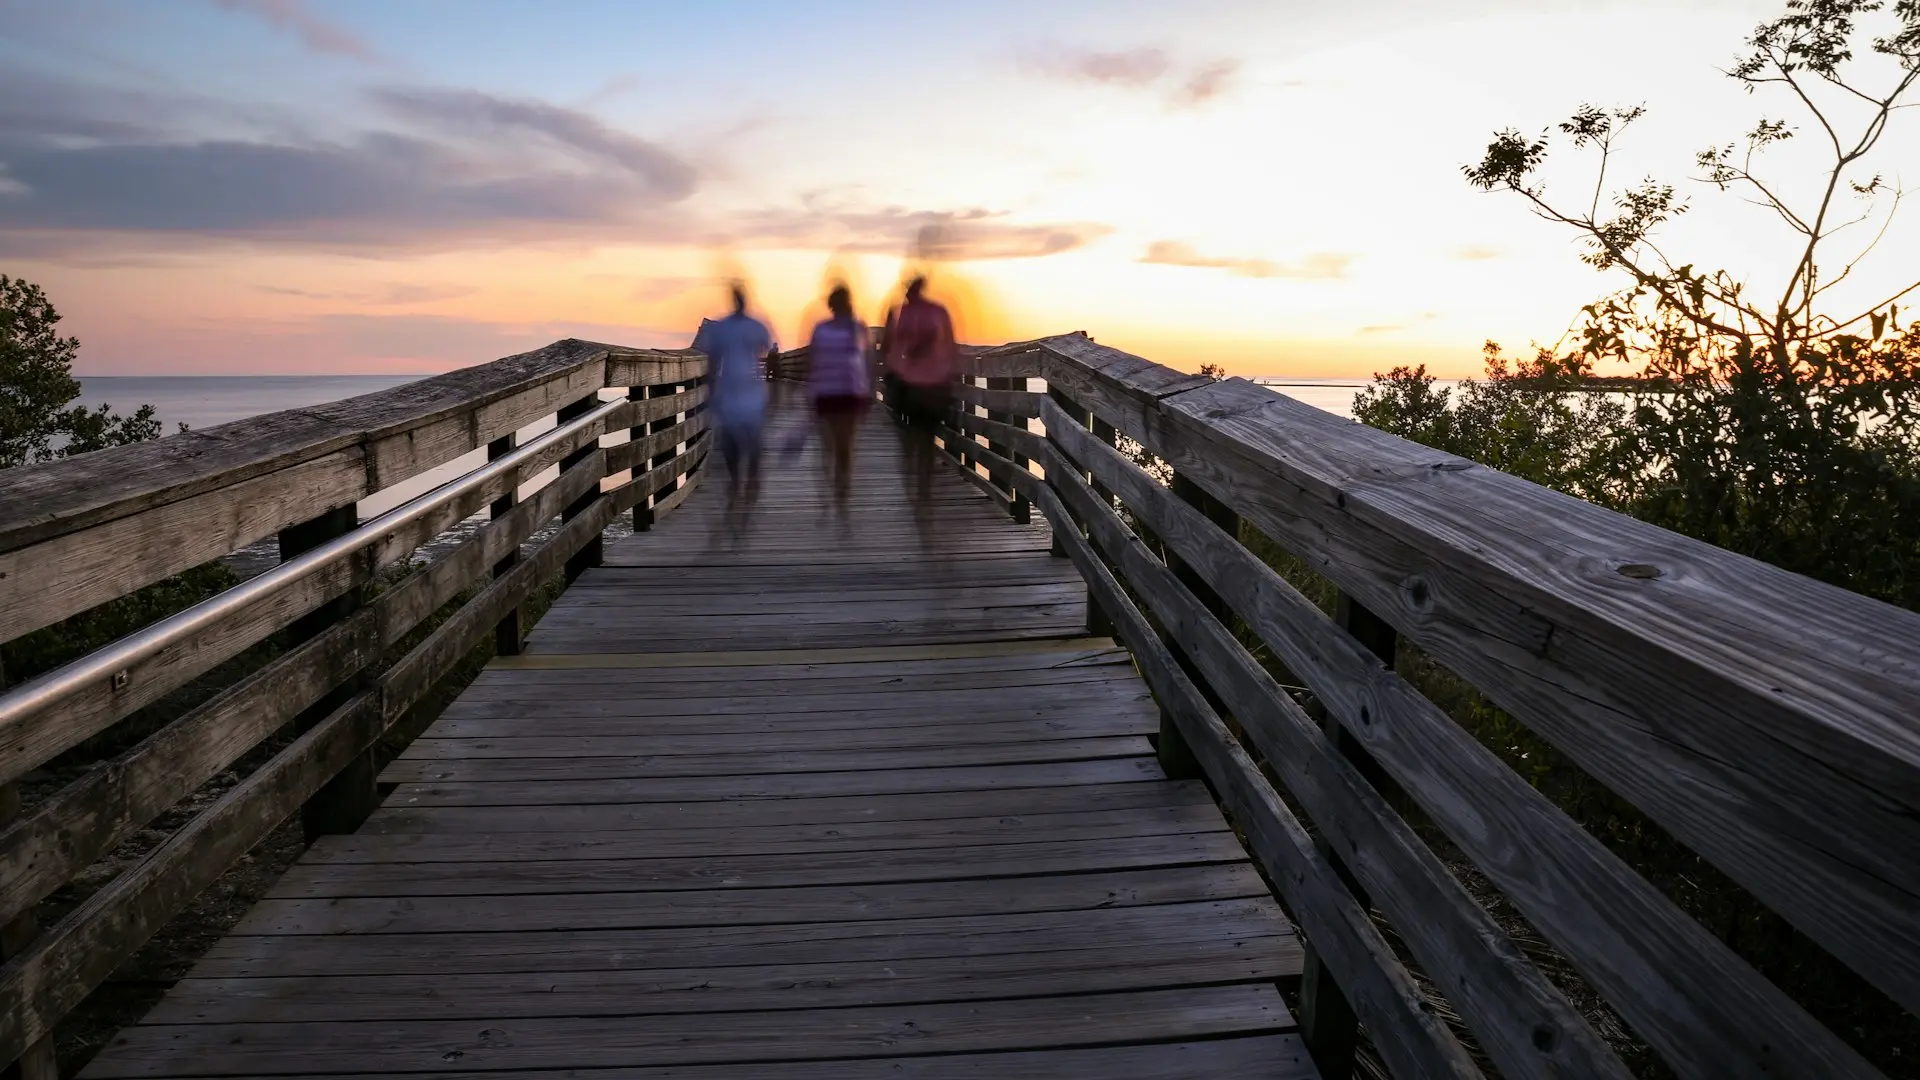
[148,940,1296,1024]
[0,340,620,638]
[406,714,1153,752]
[388,755,1166,807]
[1043,418,1630,1079]
[1050,393,1879,1079]
[1101,364,1920,1016]
[268,832,1248,898]
[0,467,613,1065]
[196,896,1287,975]
[82,985,1291,1077]
[228,863,1269,936]
[954,382,1045,417]
[1027,477,1478,1079]
[105,1038,1318,1080]
[312,803,1231,861]
[0,455,601,927]
[363,780,1214,835]
[379,736,1153,783]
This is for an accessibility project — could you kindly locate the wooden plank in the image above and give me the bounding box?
[491,636,1117,669]
[363,779,1216,834]
[0,446,606,925]
[0,340,620,637]
[436,671,1147,711]
[1050,393,1877,1079]
[428,699,1152,738]
[311,803,1233,861]
[603,351,707,387]
[1043,420,1630,1079]
[0,472,614,1066]
[404,714,1154,753]
[387,755,1166,807]
[1028,479,1478,1079]
[105,1037,1318,1080]
[228,863,1270,935]
[147,940,1297,1024]
[448,659,1135,696]
[1115,362,1920,1017]
[954,382,1046,417]
[378,736,1154,783]
[268,832,1250,897]
[81,985,1291,1077]
[196,896,1292,976]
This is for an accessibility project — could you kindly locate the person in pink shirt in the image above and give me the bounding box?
[806,285,872,522]
[884,276,960,528]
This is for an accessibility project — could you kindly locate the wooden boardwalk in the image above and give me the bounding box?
[81,402,1312,1078]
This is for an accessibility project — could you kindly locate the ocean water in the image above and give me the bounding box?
[1251,378,1372,419]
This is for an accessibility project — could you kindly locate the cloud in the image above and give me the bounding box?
[1179,60,1241,106]
[258,282,478,305]
[213,0,374,60]
[1059,48,1172,87]
[371,87,695,199]
[0,76,700,254]
[728,203,1111,261]
[1450,244,1506,261]
[1024,46,1239,107]
[1142,241,1351,280]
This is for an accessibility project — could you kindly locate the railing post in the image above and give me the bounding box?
[277,504,376,840]
[1044,387,1115,637]
[557,393,603,583]
[1154,473,1239,781]
[1296,593,1399,1079]
[0,661,57,1080]
[646,383,682,524]
[488,433,523,656]
[987,375,1031,524]
[629,384,655,532]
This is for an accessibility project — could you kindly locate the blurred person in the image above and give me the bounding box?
[885,276,960,539]
[691,283,772,538]
[806,284,872,522]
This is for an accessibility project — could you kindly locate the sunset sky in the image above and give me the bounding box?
[5,0,1918,377]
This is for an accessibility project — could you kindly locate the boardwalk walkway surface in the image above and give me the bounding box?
[81,402,1313,1079]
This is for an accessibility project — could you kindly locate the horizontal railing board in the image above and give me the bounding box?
[0,424,611,784]
[1044,394,1878,1078]
[0,453,603,929]
[1038,334,1920,1018]
[0,341,708,644]
[1040,412,1635,1080]
[1024,474,1481,1080]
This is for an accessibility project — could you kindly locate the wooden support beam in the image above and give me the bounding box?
[276,505,376,841]
[488,433,523,657]
[557,393,604,582]
[987,376,1032,524]
[0,658,56,1080]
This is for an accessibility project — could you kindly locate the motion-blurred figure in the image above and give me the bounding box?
[806,285,872,523]
[884,276,959,540]
[692,283,772,539]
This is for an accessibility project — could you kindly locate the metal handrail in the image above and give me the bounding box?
[0,395,627,742]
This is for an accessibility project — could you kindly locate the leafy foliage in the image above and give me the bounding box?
[1,274,162,469]
[1408,0,1920,610]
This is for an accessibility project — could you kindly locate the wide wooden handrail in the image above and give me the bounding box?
[908,333,1917,1079]
[0,340,708,1073]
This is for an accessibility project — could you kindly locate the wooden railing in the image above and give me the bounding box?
[893,333,1915,1080]
[0,339,708,1075]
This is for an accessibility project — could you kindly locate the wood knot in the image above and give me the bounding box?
[1616,563,1662,580]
